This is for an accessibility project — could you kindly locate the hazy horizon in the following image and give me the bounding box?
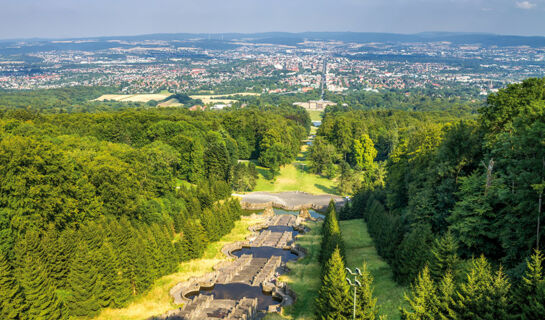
[1,0,545,40]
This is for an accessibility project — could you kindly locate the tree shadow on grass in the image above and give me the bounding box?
[314,184,338,195]
[256,166,276,181]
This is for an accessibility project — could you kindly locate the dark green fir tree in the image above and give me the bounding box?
[316,247,351,320]
[0,253,26,320]
[66,243,102,317]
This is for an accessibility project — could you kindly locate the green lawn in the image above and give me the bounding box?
[308,110,323,122]
[253,145,338,195]
[265,220,323,320]
[340,219,407,319]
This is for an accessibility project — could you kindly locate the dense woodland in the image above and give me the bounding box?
[313,77,545,318]
[323,87,484,115]
[0,103,308,319]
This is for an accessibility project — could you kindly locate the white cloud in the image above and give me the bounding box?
[516,1,536,9]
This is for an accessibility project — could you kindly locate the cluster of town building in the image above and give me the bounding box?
[1,38,544,95]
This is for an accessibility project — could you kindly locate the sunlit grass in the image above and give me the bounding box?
[253,145,338,195]
[92,215,265,320]
[340,219,407,320]
[307,110,323,122]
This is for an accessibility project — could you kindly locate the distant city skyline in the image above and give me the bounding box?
[1,0,545,39]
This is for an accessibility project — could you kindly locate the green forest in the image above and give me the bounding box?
[0,102,309,319]
[310,77,545,319]
[1,77,545,319]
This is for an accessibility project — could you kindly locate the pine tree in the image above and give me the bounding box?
[316,247,351,320]
[436,272,457,320]
[320,211,344,265]
[96,240,131,308]
[428,231,460,282]
[354,264,379,320]
[20,253,65,319]
[155,224,177,274]
[394,223,434,284]
[0,253,26,320]
[42,225,70,290]
[130,228,153,294]
[454,255,510,320]
[513,250,545,319]
[320,202,345,265]
[142,227,161,279]
[66,242,102,317]
[401,266,440,320]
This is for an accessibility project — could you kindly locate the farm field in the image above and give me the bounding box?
[92,214,265,320]
[93,93,171,103]
[157,98,183,107]
[189,92,260,104]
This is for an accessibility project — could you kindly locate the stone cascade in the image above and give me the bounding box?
[251,230,271,247]
[275,231,293,248]
[225,297,258,320]
[229,257,268,284]
[174,294,213,319]
[216,254,253,284]
[251,256,282,286]
[159,211,309,319]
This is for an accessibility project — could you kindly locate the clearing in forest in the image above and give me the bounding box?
[252,145,337,195]
[340,219,407,320]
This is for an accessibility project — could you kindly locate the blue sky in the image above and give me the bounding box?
[1,0,544,39]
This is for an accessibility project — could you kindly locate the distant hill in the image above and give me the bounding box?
[90,31,545,47]
[3,32,545,51]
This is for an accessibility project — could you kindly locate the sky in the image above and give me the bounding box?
[1,0,545,39]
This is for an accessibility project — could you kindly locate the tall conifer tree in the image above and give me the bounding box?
[454,255,510,320]
[66,243,102,317]
[20,254,65,319]
[0,253,26,320]
[513,250,545,319]
[316,247,351,320]
[428,231,460,281]
[354,264,379,320]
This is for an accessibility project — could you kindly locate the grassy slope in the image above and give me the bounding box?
[307,110,323,122]
[253,145,338,195]
[340,219,407,319]
[253,109,335,195]
[93,215,265,320]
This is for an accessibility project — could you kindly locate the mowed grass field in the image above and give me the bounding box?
[340,219,407,319]
[252,145,338,195]
[265,220,323,320]
[307,110,323,122]
[93,215,265,320]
